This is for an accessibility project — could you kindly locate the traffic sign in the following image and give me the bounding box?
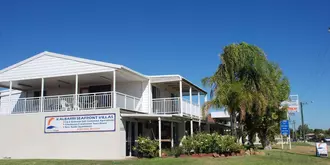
[280,120,290,136]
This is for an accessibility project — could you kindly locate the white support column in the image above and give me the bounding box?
[183,121,186,140]
[128,121,132,157]
[171,122,174,148]
[40,78,44,112]
[148,80,151,114]
[158,117,162,157]
[189,86,192,117]
[75,74,79,110]
[179,80,183,116]
[113,70,117,108]
[205,94,210,133]
[206,93,210,133]
[197,92,200,107]
[9,81,12,114]
[134,121,138,154]
[198,92,201,132]
[9,81,12,100]
[190,120,193,136]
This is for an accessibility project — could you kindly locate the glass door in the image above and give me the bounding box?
[126,121,137,157]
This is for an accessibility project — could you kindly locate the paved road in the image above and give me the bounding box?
[307,141,330,146]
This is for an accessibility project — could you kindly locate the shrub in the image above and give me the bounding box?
[133,136,158,158]
[162,148,173,157]
[181,136,194,155]
[173,146,183,158]
[181,132,243,155]
[221,135,237,153]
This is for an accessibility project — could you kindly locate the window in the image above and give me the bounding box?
[88,85,111,93]
[34,91,46,97]
[152,86,160,98]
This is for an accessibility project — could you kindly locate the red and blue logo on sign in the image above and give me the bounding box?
[46,117,56,129]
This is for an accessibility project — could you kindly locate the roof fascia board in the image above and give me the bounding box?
[0,51,148,80]
[181,77,207,95]
[0,51,46,74]
[0,51,122,74]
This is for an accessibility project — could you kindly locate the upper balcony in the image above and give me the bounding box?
[0,69,148,115]
[149,75,207,119]
[0,91,141,114]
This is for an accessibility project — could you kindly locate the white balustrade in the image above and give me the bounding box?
[12,97,41,113]
[0,91,142,115]
[116,92,141,111]
[43,94,75,112]
[152,97,180,114]
[152,97,201,118]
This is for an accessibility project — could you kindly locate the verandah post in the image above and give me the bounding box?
[40,78,44,112]
[113,70,116,108]
[9,81,12,114]
[75,74,79,110]
[189,86,192,117]
[171,121,174,148]
[158,117,162,157]
[179,80,183,116]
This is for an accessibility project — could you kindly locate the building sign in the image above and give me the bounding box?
[316,143,328,157]
[280,120,290,136]
[280,95,299,114]
[44,113,116,133]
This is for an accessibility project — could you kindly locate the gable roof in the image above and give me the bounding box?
[0,51,147,79]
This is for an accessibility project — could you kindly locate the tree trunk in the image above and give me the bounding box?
[240,124,245,145]
[230,111,237,137]
[259,130,272,150]
[247,132,255,148]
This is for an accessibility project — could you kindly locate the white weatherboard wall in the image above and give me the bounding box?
[141,81,150,113]
[0,109,126,160]
[116,81,144,98]
[0,90,25,115]
[0,54,115,81]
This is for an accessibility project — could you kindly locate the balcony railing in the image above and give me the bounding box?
[0,91,142,115]
[152,97,201,118]
[152,97,180,114]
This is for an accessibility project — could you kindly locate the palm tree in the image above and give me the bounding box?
[202,42,272,138]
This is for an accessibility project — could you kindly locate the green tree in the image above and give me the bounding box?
[252,63,290,148]
[297,124,313,139]
[202,42,270,137]
[202,42,290,148]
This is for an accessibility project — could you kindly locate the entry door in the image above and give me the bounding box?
[126,121,131,156]
[131,122,137,156]
[126,121,138,157]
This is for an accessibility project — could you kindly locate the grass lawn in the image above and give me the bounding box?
[0,145,329,165]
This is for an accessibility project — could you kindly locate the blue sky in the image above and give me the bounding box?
[0,0,329,129]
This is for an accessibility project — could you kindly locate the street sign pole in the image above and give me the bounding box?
[280,120,290,150]
[281,135,284,149]
[287,113,291,150]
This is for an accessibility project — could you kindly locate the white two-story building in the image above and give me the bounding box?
[0,51,211,160]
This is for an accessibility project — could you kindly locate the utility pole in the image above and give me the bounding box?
[300,101,313,142]
[300,102,305,142]
[292,120,296,140]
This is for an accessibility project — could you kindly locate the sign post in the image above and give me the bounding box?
[280,120,290,149]
[280,95,298,149]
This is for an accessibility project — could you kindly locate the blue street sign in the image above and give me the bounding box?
[280,120,290,136]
